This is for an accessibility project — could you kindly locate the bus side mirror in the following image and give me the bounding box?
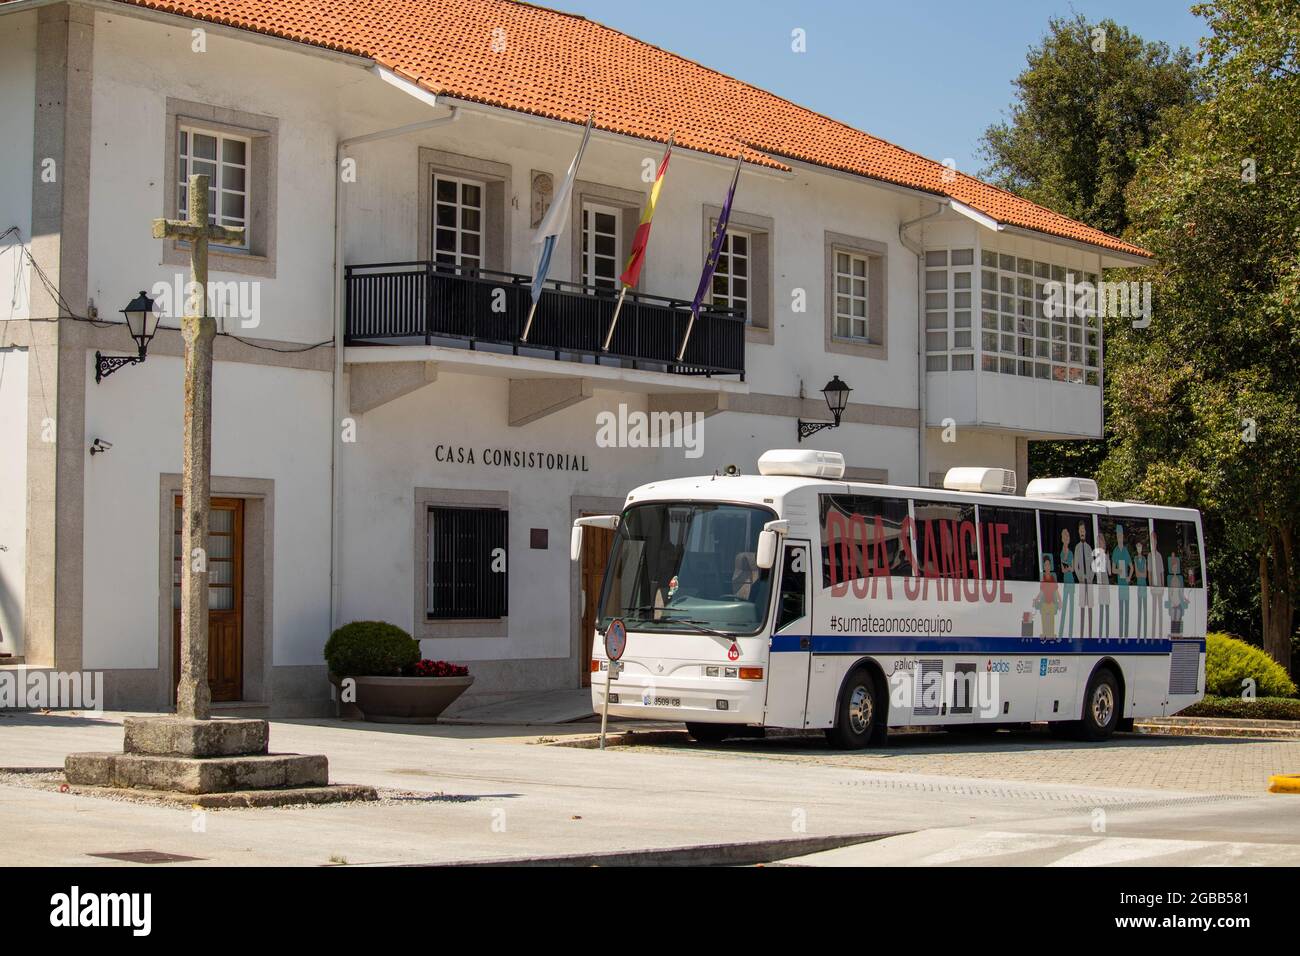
[571,514,620,561]
[755,520,789,570]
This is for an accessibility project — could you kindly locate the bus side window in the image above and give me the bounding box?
[1154,519,1203,589]
[976,505,1039,581]
[818,493,914,590]
[776,544,807,632]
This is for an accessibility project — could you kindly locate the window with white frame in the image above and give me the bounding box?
[177,127,250,248]
[923,248,975,371]
[833,250,871,340]
[711,229,750,319]
[432,173,484,271]
[979,250,1100,384]
[581,202,621,289]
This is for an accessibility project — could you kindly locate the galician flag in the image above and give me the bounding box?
[530,114,594,304]
[619,135,673,289]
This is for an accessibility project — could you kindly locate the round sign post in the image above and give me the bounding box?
[599,619,628,751]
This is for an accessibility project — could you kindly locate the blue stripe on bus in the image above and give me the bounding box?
[770,635,1206,656]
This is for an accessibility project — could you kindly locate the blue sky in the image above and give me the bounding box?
[550,0,1209,177]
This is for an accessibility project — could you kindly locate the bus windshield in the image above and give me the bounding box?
[598,501,775,636]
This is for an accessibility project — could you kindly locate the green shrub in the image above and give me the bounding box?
[324,621,419,677]
[1204,632,1297,698]
[1177,696,1300,722]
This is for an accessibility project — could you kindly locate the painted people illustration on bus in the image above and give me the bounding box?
[1074,518,1093,638]
[1057,527,1076,639]
[1134,541,1149,638]
[1094,529,1111,638]
[1166,553,1189,635]
[1034,553,1060,638]
[1111,523,1133,637]
[1149,535,1165,639]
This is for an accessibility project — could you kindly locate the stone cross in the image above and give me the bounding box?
[152,174,244,720]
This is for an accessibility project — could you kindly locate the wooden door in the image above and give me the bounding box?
[173,497,245,702]
[579,516,616,686]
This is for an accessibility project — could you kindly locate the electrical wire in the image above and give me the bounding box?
[0,225,334,353]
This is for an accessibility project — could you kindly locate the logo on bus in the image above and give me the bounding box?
[1040,657,1067,676]
[986,659,1010,673]
[727,643,740,661]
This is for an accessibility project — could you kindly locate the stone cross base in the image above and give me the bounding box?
[63,717,369,801]
[124,716,269,757]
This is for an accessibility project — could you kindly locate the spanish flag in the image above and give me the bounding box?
[619,135,673,289]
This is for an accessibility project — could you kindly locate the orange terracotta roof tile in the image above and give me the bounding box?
[86,0,1148,257]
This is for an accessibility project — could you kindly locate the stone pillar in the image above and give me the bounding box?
[25,1,94,670]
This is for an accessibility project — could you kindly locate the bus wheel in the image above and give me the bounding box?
[1079,668,1121,741]
[827,667,885,750]
[686,722,742,744]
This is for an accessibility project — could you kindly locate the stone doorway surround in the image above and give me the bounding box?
[148,474,274,709]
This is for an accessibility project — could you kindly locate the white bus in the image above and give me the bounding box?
[572,449,1206,748]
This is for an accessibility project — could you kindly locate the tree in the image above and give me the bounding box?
[994,15,1199,489]
[1108,0,1300,674]
[980,15,1198,237]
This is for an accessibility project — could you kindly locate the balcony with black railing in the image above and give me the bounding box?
[344,261,746,378]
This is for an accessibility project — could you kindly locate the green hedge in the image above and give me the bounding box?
[1177,696,1300,722]
[1204,632,1297,698]
[324,621,420,677]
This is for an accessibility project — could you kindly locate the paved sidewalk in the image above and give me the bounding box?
[630,729,1300,794]
[2,711,1299,866]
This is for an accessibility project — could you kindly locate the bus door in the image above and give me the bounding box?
[764,540,813,728]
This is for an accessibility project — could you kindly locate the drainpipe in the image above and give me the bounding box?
[899,201,945,487]
[329,66,460,633]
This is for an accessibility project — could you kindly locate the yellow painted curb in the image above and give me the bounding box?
[1268,774,1300,794]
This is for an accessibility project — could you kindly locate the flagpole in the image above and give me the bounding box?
[676,308,698,364]
[679,152,743,363]
[521,298,540,343]
[602,285,628,352]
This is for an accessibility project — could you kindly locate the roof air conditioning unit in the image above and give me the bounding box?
[757,449,846,479]
[943,467,1017,495]
[1025,477,1099,501]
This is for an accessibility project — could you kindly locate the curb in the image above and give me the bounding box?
[1269,774,1300,794]
[1135,720,1300,740]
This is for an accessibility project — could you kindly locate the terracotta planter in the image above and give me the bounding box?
[329,673,474,723]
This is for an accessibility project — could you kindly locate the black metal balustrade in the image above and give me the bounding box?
[345,261,746,377]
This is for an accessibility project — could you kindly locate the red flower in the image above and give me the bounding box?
[408,658,469,678]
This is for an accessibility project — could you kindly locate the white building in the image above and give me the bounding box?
[0,0,1149,715]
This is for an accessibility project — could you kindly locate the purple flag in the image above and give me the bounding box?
[690,154,744,320]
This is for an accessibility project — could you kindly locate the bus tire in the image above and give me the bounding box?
[1078,667,1121,741]
[826,666,885,750]
[685,722,742,743]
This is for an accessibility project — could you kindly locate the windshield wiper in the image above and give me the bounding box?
[607,607,731,638]
[653,614,731,638]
